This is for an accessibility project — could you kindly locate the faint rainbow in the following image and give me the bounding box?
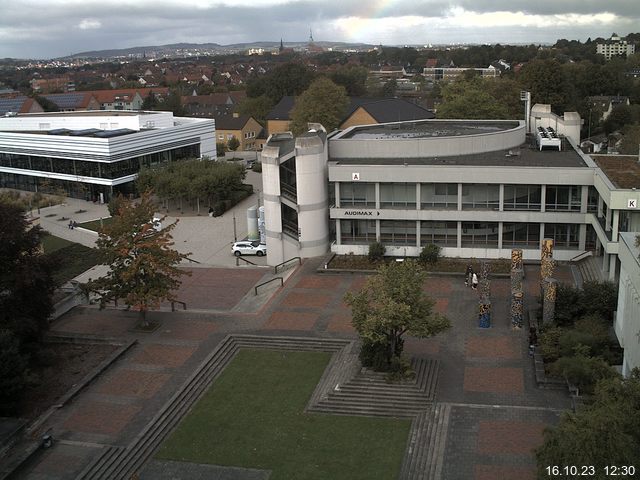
[341,0,394,41]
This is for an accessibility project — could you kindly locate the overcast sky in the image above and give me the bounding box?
[1,0,638,59]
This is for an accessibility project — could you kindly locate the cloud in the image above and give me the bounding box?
[0,0,638,58]
[78,18,101,30]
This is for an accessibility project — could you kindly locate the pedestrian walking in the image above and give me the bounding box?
[465,264,473,286]
[471,272,478,290]
[68,220,73,230]
[72,220,78,229]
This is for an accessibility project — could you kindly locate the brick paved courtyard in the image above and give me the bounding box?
[14,262,574,479]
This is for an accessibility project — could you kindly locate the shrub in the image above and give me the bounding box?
[418,244,441,265]
[554,283,584,326]
[107,194,126,217]
[539,326,564,363]
[216,142,226,156]
[368,241,385,262]
[550,354,619,394]
[581,281,618,323]
[252,161,262,173]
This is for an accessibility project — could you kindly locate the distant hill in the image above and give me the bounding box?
[64,41,375,59]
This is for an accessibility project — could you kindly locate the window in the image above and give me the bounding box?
[340,219,376,244]
[380,183,416,209]
[380,220,416,245]
[420,221,457,246]
[503,185,541,211]
[339,183,375,207]
[587,186,598,213]
[421,183,457,209]
[545,186,581,211]
[502,223,540,248]
[461,184,499,210]
[545,223,579,249]
[218,135,224,140]
[461,222,499,248]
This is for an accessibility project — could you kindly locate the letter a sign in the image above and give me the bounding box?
[352,172,360,181]
[629,199,638,209]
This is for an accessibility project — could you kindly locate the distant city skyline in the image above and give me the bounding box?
[1,0,638,59]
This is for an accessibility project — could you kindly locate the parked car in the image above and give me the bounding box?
[232,241,266,257]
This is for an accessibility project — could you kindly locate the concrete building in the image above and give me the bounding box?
[596,34,636,60]
[614,232,640,377]
[0,110,215,202]
[422,66,500,81]
[260,106,640,283]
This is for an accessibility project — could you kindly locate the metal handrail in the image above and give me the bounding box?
[171,300,187,311]
[274,256,301,274]
[569,251,592,263]
[255,277,283,295]
[236,256,257,266]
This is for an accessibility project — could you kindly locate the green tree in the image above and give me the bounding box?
[381,79,397,97]
[227,136,240,152]
[0,202,54,349]
[141,91,159,110]
[437,77,511,119]
[518,59,571,111]
[344,261,451,370]
[237,94,274,124]
[246,63,315,103]
[85,193,190,326]
[536,370,640,476]
[330,65,369,96]
[620,125,640,155]
[0,329,30,415]
[290,77,349,134]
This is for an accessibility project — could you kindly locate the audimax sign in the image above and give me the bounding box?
[344,210,380,216]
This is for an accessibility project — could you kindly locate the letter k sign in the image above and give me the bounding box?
[629,199,637,208]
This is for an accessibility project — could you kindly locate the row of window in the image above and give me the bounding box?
[337,183,598,212]
[339,220,585,249]
[0,145,199,180]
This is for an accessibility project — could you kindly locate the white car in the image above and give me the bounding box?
[232,241,267,257]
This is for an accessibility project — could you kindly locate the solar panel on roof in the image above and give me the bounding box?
[93,128,136,138]
[69,128,100,136]
[0,97,26,115]
[43,93,85,109]
[48,128,71,135]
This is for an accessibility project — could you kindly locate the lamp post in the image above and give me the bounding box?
[232,212,237,242]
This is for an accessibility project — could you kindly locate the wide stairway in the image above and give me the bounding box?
[309,358,440,418]
[575,255,603,284]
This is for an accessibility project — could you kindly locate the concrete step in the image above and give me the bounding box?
[311,404,421,418]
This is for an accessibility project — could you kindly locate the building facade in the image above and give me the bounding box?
[261,107,640,284]
[596,34,636,60]
[614,232,640,377]
[0,111,215,202]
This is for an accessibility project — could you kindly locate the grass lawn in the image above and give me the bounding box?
[157,349,411,480]
[41,234,101,285]
[77,216,112,232]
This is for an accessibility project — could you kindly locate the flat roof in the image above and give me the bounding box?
[338,120,520,140]
[11,110,153,117]
[592,155,640,189]
[331,140,588,168]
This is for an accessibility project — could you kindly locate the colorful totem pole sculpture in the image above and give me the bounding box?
[478,261,491,328]
[540,238,557,325]
[510,249,524,329]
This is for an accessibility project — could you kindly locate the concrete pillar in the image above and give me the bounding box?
[540,185,546,213]
[457,221,462,249]
[539,223,545,249]
[580,185,589,214]
[498,221,503,249]
[602,253,609,273]
[457,183,463,211]
[261,144,285,267]
[375,183,380,209]
[605,205,612,231]
[499,184,504,212]
[376,219,381,242]
[416,183,421,210]
[335,182,340,208]
[612,210,620,240]
[579,224,587,251]
[335,219,341,245]
[416,220,421,247]
[598,196,603,218]
[609,255,617,281]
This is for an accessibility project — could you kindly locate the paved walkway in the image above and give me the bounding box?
[32,170,267,270]
[14,259,573,480]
